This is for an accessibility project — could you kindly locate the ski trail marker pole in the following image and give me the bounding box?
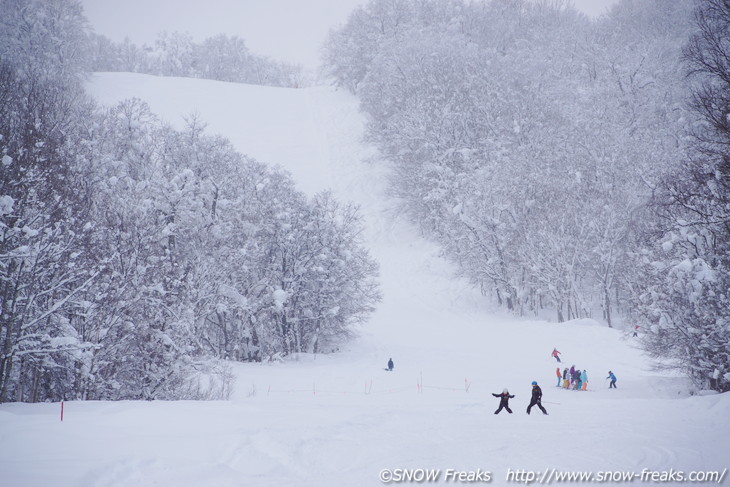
[60,401,64,422]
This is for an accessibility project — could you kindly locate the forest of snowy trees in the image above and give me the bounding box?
[88,32,306,88]
[324,0,729,391]
[0,0,379,402]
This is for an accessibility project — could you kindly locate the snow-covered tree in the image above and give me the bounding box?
[638,0,730,392]
[0,0,98,402]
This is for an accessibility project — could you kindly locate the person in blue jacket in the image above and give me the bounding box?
[607,371,617,389]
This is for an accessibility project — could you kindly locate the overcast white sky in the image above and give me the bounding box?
[80,0,619,69]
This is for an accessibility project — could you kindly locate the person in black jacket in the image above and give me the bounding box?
[527,381,548,415]
[492,388,515,414]
[387,358,394,371]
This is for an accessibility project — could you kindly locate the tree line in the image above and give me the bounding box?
[89,31,307,88]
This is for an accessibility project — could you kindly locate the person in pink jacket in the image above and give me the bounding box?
[551,348,562,363]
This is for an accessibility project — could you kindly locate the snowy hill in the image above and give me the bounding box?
[1,72,728,486]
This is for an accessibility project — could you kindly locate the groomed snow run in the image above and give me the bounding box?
[1,73,728,486]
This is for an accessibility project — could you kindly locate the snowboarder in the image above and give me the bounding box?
[551,348,562,363]
[563,368,569,388]
[632,325,639,337]
[607,371,617,388]
[555,367,562,387]
[526,381,548,415]
[492,388,515,414]
[580,369,588,390]
[387,358,394,371]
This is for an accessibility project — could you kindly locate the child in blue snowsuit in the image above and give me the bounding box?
[607,371,617,388]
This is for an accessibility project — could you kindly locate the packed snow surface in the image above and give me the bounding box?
[1,73,727,486]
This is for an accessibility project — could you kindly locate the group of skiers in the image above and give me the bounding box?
[384,354,615,418]
[551,348,618,390]
[557,365,589,390]
[492,381,548,415]
[552,349,588,390]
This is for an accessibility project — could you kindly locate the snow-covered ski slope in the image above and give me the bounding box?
[1,73,728,486]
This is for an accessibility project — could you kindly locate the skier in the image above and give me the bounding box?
[573,368,582,390]
[555,367,562,387]
[580,369,588,390]
[563,368,570,388]
[551,348,562,363]
[492,388,515,414]
[526,381,548,415]
[387,358,394,371]
[607,371,617,388]
[632,325,639,337]
[569,365,576,386]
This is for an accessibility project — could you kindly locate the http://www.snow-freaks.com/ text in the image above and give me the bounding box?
[377,467,728,484]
